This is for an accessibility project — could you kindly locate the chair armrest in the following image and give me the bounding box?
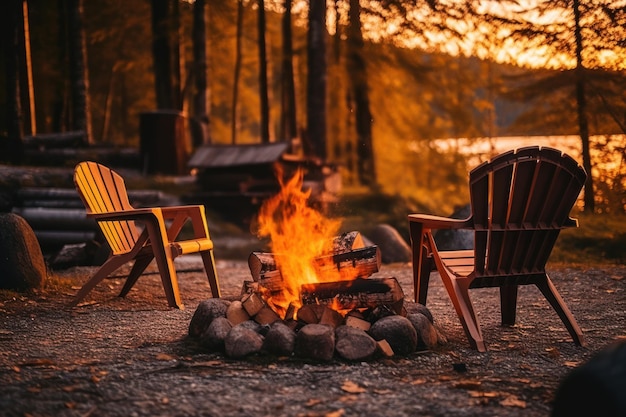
[87,208,160,222]
[408,213,474,230]
[159,205,204,218]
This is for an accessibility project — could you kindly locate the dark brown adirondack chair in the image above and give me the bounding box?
[70,161,221,309]
[408,146,586,352]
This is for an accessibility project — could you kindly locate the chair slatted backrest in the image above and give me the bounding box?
[74,161,140,255]
[468,147,586,283]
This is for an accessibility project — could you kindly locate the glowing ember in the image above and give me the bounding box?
[256,166,342,317]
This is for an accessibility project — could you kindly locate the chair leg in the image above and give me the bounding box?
[410,221,432,305]
[536,276,586,347]
[500,284,518,326]
[200,250,221,298]
[145,222,183,309]
[439,273,486,352]
[118,254,154,298]
[69,255,130,306]
[417,251,432,305]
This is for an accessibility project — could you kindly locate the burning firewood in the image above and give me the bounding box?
[300,277,404,314]
[248,231,372,281]
[248,245,381,289]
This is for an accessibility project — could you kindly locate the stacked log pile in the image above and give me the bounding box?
[11,187,165,256]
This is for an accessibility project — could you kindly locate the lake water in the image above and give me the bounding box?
[432,134,624,171]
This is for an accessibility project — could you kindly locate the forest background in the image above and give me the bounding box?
[1,0,625,262]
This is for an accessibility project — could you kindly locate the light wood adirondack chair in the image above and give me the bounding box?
[70,161,220,309]
[408,146,587,352]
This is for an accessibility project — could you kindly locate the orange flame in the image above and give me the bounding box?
[256,166,342,317]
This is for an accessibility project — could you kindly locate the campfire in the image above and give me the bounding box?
[189,168,442,361]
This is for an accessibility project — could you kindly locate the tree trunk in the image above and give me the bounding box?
[231,0,244,144]
[67,0,93,144]
[347,0,375,187]
[280,0,298,148]
[53,0,70,133]
[573,0,594,212]
[258,0,270,143]
[1,0,24,163]
[19,0,36,136]
[192,0,211,145]
[171,0,182,111]
[151,0,174,109]
[306,0,327,160]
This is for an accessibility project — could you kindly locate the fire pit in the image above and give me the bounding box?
[188,168,444,361]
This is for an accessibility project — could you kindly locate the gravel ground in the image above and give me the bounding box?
[1,257,625,417]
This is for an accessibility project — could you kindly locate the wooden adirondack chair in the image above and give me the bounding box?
[70,161,221,309]
[408,146,587,352]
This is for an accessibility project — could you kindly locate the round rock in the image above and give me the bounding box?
[404,301,434,324]
[407,312,439,350]
[295,324,335,361]
[188,298,230,338]
[369,315,417,355]
[224,325,264,358]
[263,321,296,356]
[200,316,232,351]
[0,213,46,292]
[365,224,411,263]
[335,325,377,361]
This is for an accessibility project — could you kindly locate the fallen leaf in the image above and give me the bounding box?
[339,394,359,402]
[341,380,366,394]
[454,379,482,390]
[564,361,580,368]
[155,353,176,361]
[500,395,527,408]
[519,363,535,371]
[305,398,322,407]
[544,347,560,359]
[21,358,55,367]
[188,360,222,367]
[373,389,393,395]
[325,409,344,417]
[410,378,427,385]
[468,391,499,398]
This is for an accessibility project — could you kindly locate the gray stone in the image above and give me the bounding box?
[200,316,232,351]
[224,325,264,358]
[407,312,439,350]
[369,315,417,355]
[188,298,230,338]
[263,321,296,356]
[404,301,434,324]
[365,224,411,264]
[49,243,91,269]
[335,325,377,361]
[238,319,263,333]
[433,204,474,250]
[0,213,46,292]
[295,324,335,361]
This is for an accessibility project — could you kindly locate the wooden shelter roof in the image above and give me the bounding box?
[188,143,290,169]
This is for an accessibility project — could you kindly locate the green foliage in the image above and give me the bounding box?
[551,213,626,264]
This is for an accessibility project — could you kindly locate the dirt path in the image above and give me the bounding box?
[1,259,624,417]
